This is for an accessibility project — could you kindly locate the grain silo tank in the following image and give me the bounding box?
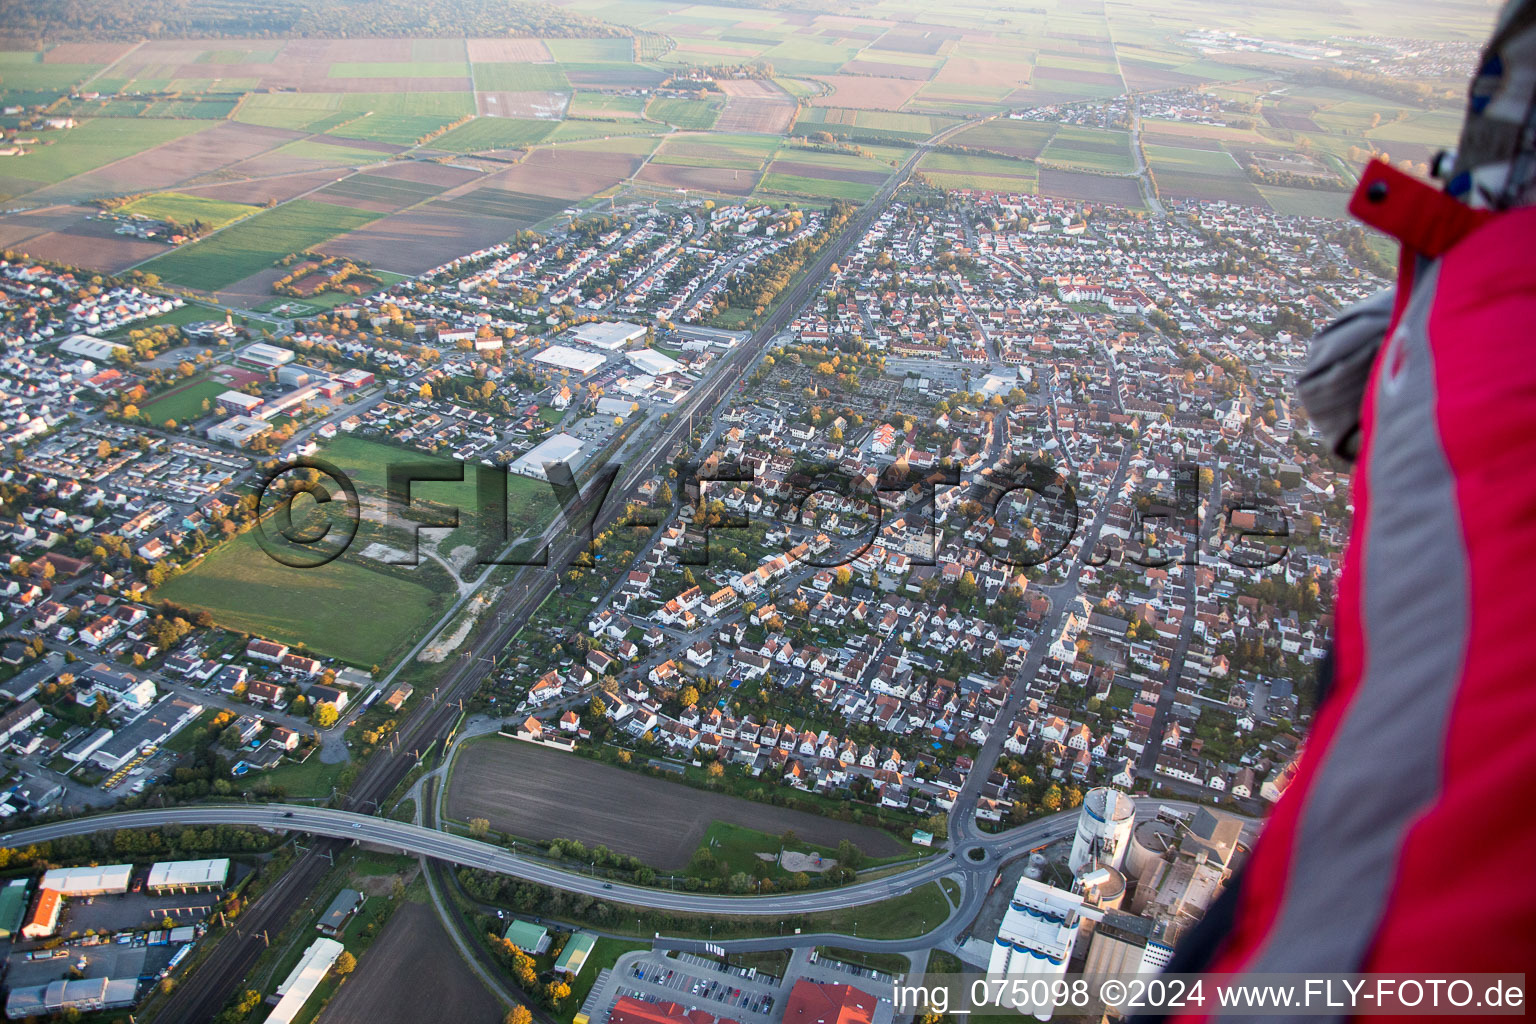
[1070,787,1137,877]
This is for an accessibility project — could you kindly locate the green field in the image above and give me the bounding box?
[1040,125,1134,173]
[139,377,232,425]
[139,199,382,291]
[950,118,1059,157]
[233,91,472,132]
[1256,185,1349,218]
[646,96,724,130]
[567,91,647,119]
[155,529,447,667]
[472,62,570,92]
[545,38,634,62]
[757,172,878,201]
[430,116,557,151]
[118,191,260,231]
[1,118,212,185]
[326,112,464,145]
[1145,142,1243,174]
[546,120,660,144]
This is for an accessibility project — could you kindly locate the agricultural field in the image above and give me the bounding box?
[116,191,260,231]
[567,91,647,119]
[1040,125,1134,174]
[950,118,1058,159]
[429,116,557,151]
[646,96,725,130]
[795,107,959,143]
[446,737,905,871]
[0,118,212,189]
[139,198,381,290]
[917,151,1039,193]
[319,902,501,1024]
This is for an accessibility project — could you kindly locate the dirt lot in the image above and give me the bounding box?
[446,738,906,870]
[320,902,503,1024]
[1038,168,1145,207]
[637,162,759,195]
[467,38,553,62]
[315,206,525,274]
[809,75,924,110]
[26,122,304,204]
[715,79,797,134]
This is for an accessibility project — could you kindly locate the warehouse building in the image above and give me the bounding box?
[5,976,138,1019]
[533,344,605,377]
[627,349,686,377]
[266,937,344,1024]
[0,880,27,940]
[20,888,61,939]
[147,858,230,894]
[511,432,583,481]
[39,864,132,896]
[568,320,645,351]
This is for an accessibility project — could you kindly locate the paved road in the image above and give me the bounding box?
[0,799,1245,923]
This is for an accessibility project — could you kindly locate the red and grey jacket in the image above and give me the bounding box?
[1149,3,1536,1015]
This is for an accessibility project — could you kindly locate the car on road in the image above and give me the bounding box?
[602,882,613,889]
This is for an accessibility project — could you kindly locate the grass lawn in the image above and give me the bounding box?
[817,947,910,974]
[155,527,447,667]
[559,938,649,1024]
[139,376,230,425]
[139,199,383,291]
[430,116,556,152]
[250,753,351,800]
[695,821,841,879]
[118,192,260,231]
[646,97,723,130]
[568,91,646,119]
[473,62,570,92]
[757,173,877,202]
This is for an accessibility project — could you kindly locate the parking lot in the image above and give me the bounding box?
[57,889,219,934]
[590,951,784,1024]
[5,940,175,989]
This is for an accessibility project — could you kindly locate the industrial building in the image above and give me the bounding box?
[5,976,138,1019]
[988,876,1093,1020]
[1069,787,1136,876]
[0,879,28,939]
[627,349,685,377]
[265,937,344,1024]
[89,695,205,772]
[534,344,605,377]
[568,320,645,351]
[511,432,583,481]
[19,887,58,939]
[39,863,132,896]
[147,858,230,893]
[207,414,272,447]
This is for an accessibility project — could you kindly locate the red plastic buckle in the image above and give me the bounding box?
[1349,159,1492,258]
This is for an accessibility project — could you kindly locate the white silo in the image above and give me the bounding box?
[1070,787,1137,877]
